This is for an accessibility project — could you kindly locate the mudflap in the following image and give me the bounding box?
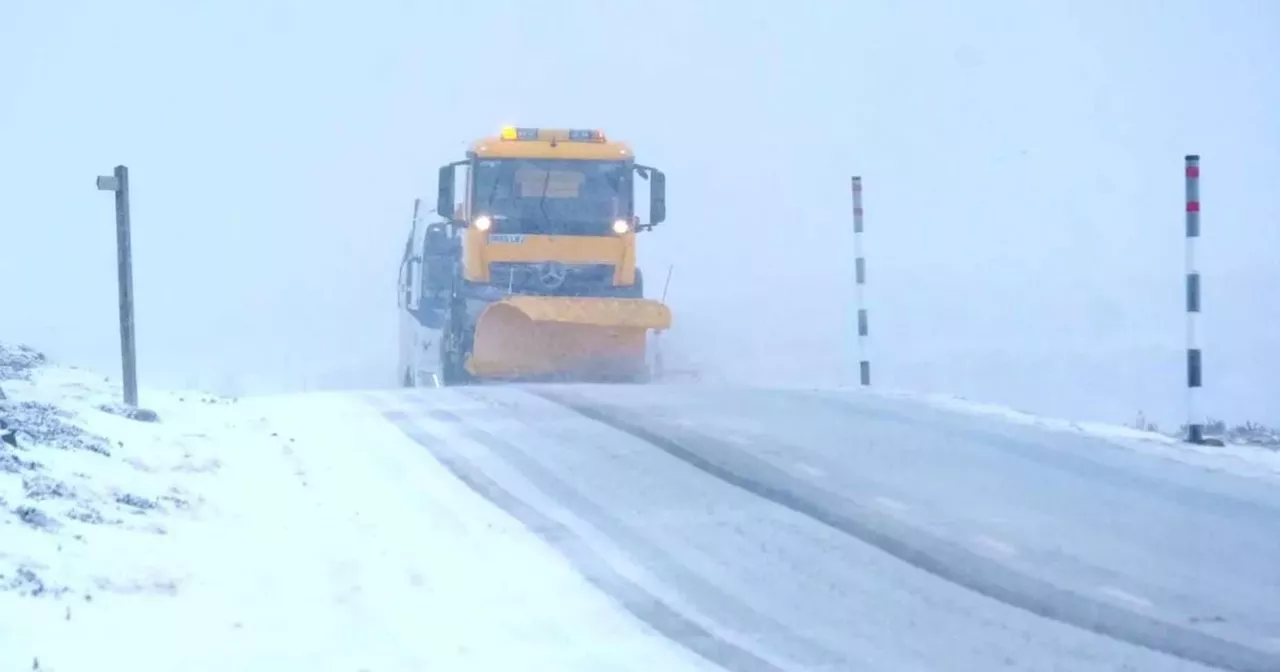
[466,296,672,382]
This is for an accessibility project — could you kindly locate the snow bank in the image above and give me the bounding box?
[0,344,225,590]
[884,388,1280,482]
[0,343,247,670]
[0,345,713,672]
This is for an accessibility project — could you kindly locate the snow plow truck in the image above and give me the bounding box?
[397,126,671,387]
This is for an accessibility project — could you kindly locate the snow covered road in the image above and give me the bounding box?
[364,384,1279,672]
[4,357,1277,671]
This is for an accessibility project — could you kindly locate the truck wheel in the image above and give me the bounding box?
[439,299,470,387]
[439,331,461,386]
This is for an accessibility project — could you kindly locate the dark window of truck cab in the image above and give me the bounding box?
[472,159,632,235]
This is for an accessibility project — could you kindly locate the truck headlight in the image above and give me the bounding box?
[474,215,492,231]
[612,219,630,234]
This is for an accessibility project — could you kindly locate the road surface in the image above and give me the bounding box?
[346,383,1280,672]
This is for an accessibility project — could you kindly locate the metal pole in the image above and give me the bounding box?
[1184,155,1203,443]
[97,165,138,407]
[852,176,870,386]
[653,264,674,381]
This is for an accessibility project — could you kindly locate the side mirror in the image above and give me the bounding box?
[649,169,666,225]
[437,165,455,221]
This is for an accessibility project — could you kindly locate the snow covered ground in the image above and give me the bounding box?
[3,342,1276,672]
[709,374,1280,483]
[883,389,1280,482]
[0,346,714,672]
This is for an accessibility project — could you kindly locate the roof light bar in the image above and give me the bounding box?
[498,127,607,143]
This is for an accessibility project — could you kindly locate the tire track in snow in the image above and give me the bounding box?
[424,392,852,671]
[372,403,789,672]
[528,387,1279,672]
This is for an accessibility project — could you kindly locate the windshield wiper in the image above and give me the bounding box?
[536,168,552,233]
[482,171,501,218]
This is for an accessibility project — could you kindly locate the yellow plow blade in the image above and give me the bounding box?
[467,296,672,381]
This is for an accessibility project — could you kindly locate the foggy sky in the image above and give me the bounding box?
[2,0,1276,429]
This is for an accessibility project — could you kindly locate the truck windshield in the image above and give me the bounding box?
[472,158,632,235]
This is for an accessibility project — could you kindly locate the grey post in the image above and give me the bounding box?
[1184,155,1203,443]
[852,176,870,386]
[96,165,138,407]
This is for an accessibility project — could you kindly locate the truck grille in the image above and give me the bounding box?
[488,262,616,296]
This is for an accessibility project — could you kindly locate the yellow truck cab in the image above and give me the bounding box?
[442,126,664,298]
[397,126,671,386]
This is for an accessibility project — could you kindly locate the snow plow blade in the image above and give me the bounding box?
[467,296,672,382]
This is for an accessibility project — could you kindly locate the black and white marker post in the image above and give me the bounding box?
[1184,155,1204,444]
[851,176,870,386]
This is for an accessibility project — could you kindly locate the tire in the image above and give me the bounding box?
[438,330,460,386]
[439,297,471,386]
[438,336,460,386]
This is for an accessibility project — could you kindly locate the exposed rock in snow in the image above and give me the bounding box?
[0,343,225,608]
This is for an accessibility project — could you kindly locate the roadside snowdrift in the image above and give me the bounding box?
[890,389,1280,482]
[0,344,249,670]
[0,344,713,672]
[1,344,223,598]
